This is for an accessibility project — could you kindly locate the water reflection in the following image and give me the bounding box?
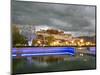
[12,47,96,74]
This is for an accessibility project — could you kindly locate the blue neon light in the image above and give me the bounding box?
[12,52,74,57]
[12,47,75,57]
[21,52,74,56]
[12,54,17,57]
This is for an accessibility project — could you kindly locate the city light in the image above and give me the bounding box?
[80,39,84,43]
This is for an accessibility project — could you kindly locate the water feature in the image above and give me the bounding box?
[13,52,96,74]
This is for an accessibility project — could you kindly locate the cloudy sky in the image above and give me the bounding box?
[12,0,96,36]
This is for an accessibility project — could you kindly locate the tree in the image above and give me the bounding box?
[12,25,28,46]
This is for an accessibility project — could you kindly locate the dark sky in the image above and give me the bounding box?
[12,0,96,36]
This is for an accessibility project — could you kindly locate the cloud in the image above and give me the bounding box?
[11,0,96,36]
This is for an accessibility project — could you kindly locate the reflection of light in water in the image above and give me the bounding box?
[89,47,96,52]
[38,62,48,67]
[27,57,33,64]
[33,61,49,67]
[83,59,87,61]
[27,57,49,67]
[80,53,84,56]
[63,57,69,61]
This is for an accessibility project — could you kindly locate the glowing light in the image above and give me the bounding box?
[12,54,16,57]
[80,53,84,56]
[71,40,74,43]
[65,42,69,45]
[37,40,41,44]
[86,42,91,45]
[77,47,83,50]
[21,52,74,56]
[80,39,84,43]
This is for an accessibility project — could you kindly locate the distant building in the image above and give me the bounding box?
[36,29,72,40]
